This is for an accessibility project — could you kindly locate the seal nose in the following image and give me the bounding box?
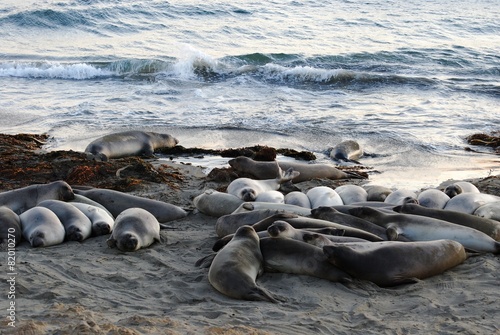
[267,225,279,237]
[242,189,256,202]
[32,236,45,248]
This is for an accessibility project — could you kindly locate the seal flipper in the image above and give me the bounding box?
[195,253,217,268]
[107,237,117,248]
[386,226,402,241]
[277,167,300,184]
[247,287,282,303]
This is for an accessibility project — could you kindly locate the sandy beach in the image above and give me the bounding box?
[1,134,499,335]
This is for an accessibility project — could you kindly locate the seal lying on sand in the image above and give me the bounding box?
[323,240,467,287]
[0,206,22,248]
[37,200,92,242]
[85,130,178,161]
[20,207,65,248]
[107,208,161,252]
[73,187,187,223]
[444,181,480,198]
[208,225,280,303]
[0,181,74,214]
[70,202,115,236]
[260,237,352,283]
[227,167,299,201]
[228,156,366,182]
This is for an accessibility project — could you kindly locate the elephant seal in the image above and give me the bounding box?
[474,202,500,221]
[208,225,279,302]
[70,202,115,236]
[19,207,65,247]
[73,187,187,222]
[384,189,418,205]
[394,203,500,241]
[444,181,480,198]
[416,189,450,209]
[301,232,368,247]
[0,181,74,214]
[334,185,368,205]
[267,220,366,244]
[37,200,92,242]
[231,202,312,216]
[252,215,383,242]
[85,130,178,161]
[363,185,392,202]
[306,186,343,208]
[323,240,467,287]
[215,211,297,238]
[443,193,500,214]
[255,190,285,203]
[329,140,363,163]
[227,168,299,201]
[107,208,161,252]
[260,237,352,283]
[348,207,500,254]
[228,156,365,183]
[311,206,393,241]
[70,194,114,218]
[284,191,311,208]
[0,206,22,248]
[193,189,243,217]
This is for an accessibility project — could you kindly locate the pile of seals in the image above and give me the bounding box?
[0,181,186,252]
[194,159,500,301]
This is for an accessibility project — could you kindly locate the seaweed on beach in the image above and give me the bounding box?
[466,132,500,154]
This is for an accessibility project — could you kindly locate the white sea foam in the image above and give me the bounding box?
[0,62,114,80]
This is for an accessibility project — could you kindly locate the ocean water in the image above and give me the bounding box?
[0,0,498,189]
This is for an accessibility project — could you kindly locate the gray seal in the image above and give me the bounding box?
[334,184,368,205]
[227,167,299,201]
[260,237,352,283]
[0,180,74,214]
[474,202,500,221]
[266,220,359,244]
[394,203,500,241]
[228,156,365,182]
[416,189,450,209]
[348,206,500,254]
[208,225,279,303]
[73,187,187,223]
[284,191,311,208]
[107,208,161,252]
[37,200,92,242]
[363,185,392,202]
[443,193,500,214]
[70,202,115,236]
[20,207,65,247]
[329,140,363,163]
[193,189,244,217]
[85,130,178,161]
[444,181,480,198]
[306,186,343,208]
[0,206,22,248]
[323,240,467,287]
[384,189,418,205]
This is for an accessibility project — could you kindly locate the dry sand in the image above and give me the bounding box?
[2,158,500,334]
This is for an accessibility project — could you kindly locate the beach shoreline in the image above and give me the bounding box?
[1,133,499,334]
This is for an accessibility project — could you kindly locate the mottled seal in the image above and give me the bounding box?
[335,184,368,205]
[74,187,187,222]
[444,181,480,198]
[348,207,500,254]
[0,180,74,214]
[85,130,178,161]
[228,156,365,182]
[443,192,500,214]
[394,203,500,241]
[384,189,418,205]
[306,186,343,208]
[474,202,500,221]
[37,200,92,242]
[107,208,161,252]
[70,202,115,236]
[329,140,363,163]
[284,191,311,208]
[193,189,243,217]
[20,207,65,247]
[227,168,299,201]
[208,225,279,302]
[0,206,22,248]
[260,237,352,283]
[323,240,467,287]
[416,188,450,209]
